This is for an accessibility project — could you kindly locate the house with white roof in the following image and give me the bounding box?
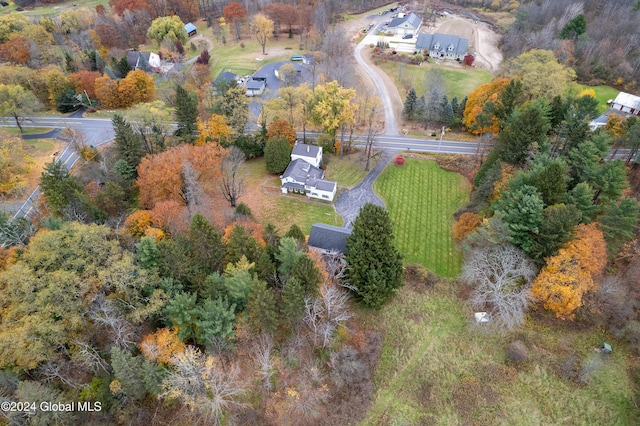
[611,92,640,116]
[280,142,337,201]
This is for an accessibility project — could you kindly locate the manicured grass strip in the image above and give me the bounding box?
[23,139,56,154]
[2,127,53,136]
[377,60,493,101]
[374,158,470,278]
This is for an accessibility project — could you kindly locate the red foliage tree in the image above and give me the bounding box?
[69,70,101,99]
[109,0,150,16]
[0,37,31,65]
[462,54,475,67]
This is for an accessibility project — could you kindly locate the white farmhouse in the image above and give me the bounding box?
[280,142,337,201]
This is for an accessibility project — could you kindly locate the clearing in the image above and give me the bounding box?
[357,281,637,425]
[373,158,470,278]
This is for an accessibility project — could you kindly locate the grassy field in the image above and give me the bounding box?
[571,83,620,114]
[4,0,110,16]
[377,60,493,101]
[357,281,638,425]
[324,153,370,188]
[373,158,470,278]
[240,158,342,235]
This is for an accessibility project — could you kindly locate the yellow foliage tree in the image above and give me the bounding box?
[95,74,121,109]
[531,223,607,319]
[139,328,186,364]
[123,210,153,237]
[118,69,156,108]
[195,114,232,145]
[453,212,483,241]
[462,77,510,135]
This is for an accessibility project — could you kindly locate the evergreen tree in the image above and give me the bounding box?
[458,96,468,119]
[592,160,627,202]
[403,87,418,119]
[247,279,278,335]
[188,213,225,274]
[441,102,454,126]
[292,254,322,295]
[255,251,277,287]
[56,88,80,113]
[530,159,568,206]
[493,184,545,255]
[560,14,586,39]
[223,256,256,311]
[264,137,292,174]
[275,237,303,280]
[563,182,597,223]
[224,224,262,265]
[113,113,145,178]
[496,100,551,166]
[164,292,199,343]
[175,85,198,143]
[281,276,305,328]
[196,297,237,346]
[135,236,159,269]
[110,347,147,400]
[451,96,460,117]
[345,203,403,309]
[529,203,580,264]
[598,197,640,255]
[117,56,132,78]
[284,223,305,245]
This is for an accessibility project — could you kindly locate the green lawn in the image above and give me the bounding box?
[7,0,110,16]
[23,138,55,154]
[377,60,493,101]
[373,158,471,278]
[571,83,619,114]
[2,127,53,136]
[324,153,369,188]
[357,282,638,425]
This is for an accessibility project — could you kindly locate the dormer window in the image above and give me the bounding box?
[448,44,454,51]
[434,42,440,50]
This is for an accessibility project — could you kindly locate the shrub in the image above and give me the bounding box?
[235,202,252,217]
[395,157,405,166]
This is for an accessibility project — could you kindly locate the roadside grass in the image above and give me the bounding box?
[373,158,470,278]
[23,138,55,154]
[357,282,637,425]
[10,0,110,16]
[240,158,342,235]
[376,60,493,101]
[3,127,53,136]
[571,83,619,114]
[323,153,369,188]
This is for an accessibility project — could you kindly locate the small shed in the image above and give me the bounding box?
[185,22,197,37]
[600,343,612,354]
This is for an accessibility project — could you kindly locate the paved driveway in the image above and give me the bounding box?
[334,150,397,228]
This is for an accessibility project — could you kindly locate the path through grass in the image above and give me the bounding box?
[374,158,470,278]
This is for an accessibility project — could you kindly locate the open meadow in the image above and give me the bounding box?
[356,281,638,425]
[374,158,471,278]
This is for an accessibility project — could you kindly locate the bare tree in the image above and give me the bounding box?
[72,341,111,375]
[462,244,538,331]
[363,100,382,172]
[59,125,87,153]
[180,161,205,216]
[304,282,352,348]
[162,346,245,424]
[251,334,275,393]
[88,295,138,350]
[219,146,246,208]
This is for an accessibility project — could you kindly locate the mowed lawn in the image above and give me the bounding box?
[357,282,637,425]
[373,158,470,278]
[377,60,493,101]
[324,153,370,188]
[571,83,620,113]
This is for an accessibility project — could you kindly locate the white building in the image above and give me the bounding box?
[280,143,337,201]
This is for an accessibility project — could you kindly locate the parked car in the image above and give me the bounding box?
[402,33,413,39]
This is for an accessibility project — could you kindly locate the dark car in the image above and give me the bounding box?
[402,33,413,39]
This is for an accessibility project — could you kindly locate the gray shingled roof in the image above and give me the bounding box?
[388,12,422,29]
[416,33,468,57]
[308,223,352,253]
[246,79,266,90]
[213,71,238,86]
[292,143,321,159]
[281,159,324,181]
[314,179,336,192]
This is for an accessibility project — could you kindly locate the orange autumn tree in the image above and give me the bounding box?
[118,69,155,107]
[531,223,607,319]
[195,114,232,145]
[123,210,153,237]
[453,212,483,241]
[69,70,101,99]
[139,328,185,365]
[267,119,297,147]
[136,143,225,209]
[463,77,510,135]
[95,74,121,108]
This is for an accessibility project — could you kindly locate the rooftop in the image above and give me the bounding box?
[308,223,352,253]
[281,159,324,182]
[292,142,321,159]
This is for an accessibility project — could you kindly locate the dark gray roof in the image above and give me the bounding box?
[308,223,352,253]
[389,12,422,29]
[126,51,152,69]
[283,182,305,191]
[314,179,336,192]
[282,159,323,181]
[214,71,238,85]
[246,79,266,90]
[292,142,320,159]
[416,33,468,56]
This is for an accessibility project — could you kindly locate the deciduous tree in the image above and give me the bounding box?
[0,84,42,133]
[147,16,187,46]
[195,114,231,145]
[223,1,247,42]
[504,49,576,100]
[531,223,607,319]
[220,146,246,208]
[267,119,297,147]
[309,81,357,142]
[253,14,274,55]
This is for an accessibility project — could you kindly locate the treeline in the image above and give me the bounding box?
[502,0,640,88]
[454,49,640,335]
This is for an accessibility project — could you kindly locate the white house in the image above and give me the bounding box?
[280,143,337,201]
[388,12,422,35]
[126,51,161,71]
[291,141,322,167]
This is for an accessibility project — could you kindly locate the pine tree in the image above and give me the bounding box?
[196,297,237,346]
[451,96,460,117]
[189,214,225,274]
[598,197,640,255]
[113,113,145,178]
[458,96,468,120]
[264,137,292,174]
[117,56,132,77]
[110,347,147,400]
[247,279,278,335]
[224,224,262,265]
[136,236,159,269]
[345,203,403,309]
[493,185,545,255]
[164,292,199,342]
[292,254,322,295]
[275,237,303,280]
[284,223,305,245]
[281,276,305,327]
[441,102,454,126]
[175,85,198,144]
[403,87,418,119]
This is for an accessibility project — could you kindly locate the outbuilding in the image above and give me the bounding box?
[184,22,197,37]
